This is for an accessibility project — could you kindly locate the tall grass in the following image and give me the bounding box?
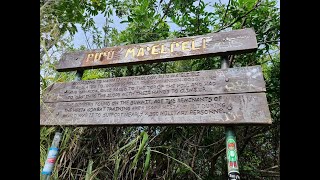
[40,126,210,179]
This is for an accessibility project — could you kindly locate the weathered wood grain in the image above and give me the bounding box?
[43,66,265,102]
[56,28,257,72]
[40,93,272,126]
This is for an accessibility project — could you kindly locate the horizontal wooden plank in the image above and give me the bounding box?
[40,93,272,126]
[56,28,257,72]
[43,66,265,102]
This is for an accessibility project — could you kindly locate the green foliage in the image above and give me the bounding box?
[142,147,151,179]
[85,159,94,180]
[130,131,149,171]
[40,0,109,36]
[40,0,280,179]
[169,0,214,36]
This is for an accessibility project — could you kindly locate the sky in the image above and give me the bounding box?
[71,0,279,49]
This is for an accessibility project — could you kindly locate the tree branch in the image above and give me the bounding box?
[197,0,201,34]
[214,0,262,33]
[228,55,235,67]
[228,13,247,67]
[221,0,231,27]
[83,30,92,50]
[258,40,280,45]
[184,137,225,148]
[210,147,226,176]
[151,0,173,32]
[239,126,249,154]
[262,165,279,171]
[191,127,205,169]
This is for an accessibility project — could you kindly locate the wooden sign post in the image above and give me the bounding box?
[40,28,271,179]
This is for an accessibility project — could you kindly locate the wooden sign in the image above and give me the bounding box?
[43,66,265,102]
[40,93,271,125]
[40,66,271,126]
[56,28,257,72]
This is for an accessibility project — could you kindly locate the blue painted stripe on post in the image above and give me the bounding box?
[41,171,52,175]
[49,147,59,151]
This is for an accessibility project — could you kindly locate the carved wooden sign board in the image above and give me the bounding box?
[40,28,272,126]
[56,28,257,72]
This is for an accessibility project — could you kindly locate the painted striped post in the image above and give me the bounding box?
[221,56,240,180]
[41,70,84,179]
